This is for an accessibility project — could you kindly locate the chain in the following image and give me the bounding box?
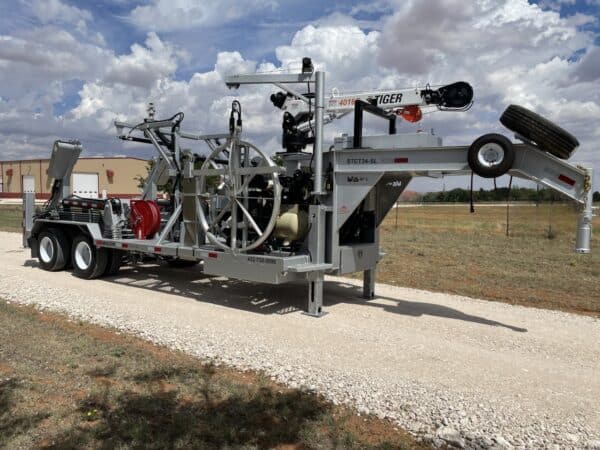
[577,165,592,208]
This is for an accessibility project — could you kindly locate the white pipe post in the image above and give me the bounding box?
[576,165,593,253]
[313,71,325,195]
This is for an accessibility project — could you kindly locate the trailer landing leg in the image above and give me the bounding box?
[304,272,326,317]
[363,268,375,299]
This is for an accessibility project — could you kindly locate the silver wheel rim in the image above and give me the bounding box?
[74,240,92,270]
[39,236,54,263]
[477,143,504,168]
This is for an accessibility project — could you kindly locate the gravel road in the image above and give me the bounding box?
[1,231,599,449]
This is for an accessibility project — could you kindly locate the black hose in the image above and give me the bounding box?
[506,175,513,237]
[469,171,475,213]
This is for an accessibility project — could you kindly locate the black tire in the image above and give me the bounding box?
[468,134,515,179]
[37,228,70,271]
[104,249,124,276]
[499,104,579,159]
[71,234,109,279]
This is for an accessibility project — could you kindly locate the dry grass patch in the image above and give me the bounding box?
[0,300,426,450]
[373,204,600,315]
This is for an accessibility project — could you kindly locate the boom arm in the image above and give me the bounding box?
[272,82,473,119]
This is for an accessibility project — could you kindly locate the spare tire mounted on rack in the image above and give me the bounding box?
[499,104,579,159]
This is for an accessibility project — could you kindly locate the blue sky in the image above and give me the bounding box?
[0,0,599,192]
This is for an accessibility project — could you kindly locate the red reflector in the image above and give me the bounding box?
[558,174,576,186]
[154,247,162,253]
[394,157,408,163]
[208,252,218,259]
[121,243,129,249]
[95,240,103,246]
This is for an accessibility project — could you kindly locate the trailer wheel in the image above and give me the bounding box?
[104,249,123,276]
[499,104,579,159]
[37,228,69,271]
[71,235,109,279]
[468,133,515,179]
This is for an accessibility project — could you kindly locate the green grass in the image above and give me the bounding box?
[0,205,22,232]
[0,301,424,450]
[376,203,600,315]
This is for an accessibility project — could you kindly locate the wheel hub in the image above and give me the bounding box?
[478,143,504,168]
[74,241,92,270]
[39,236,54,263]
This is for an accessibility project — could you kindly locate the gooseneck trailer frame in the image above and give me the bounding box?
[25,62,594,316]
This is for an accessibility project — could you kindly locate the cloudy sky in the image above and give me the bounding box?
[0,0,599,191]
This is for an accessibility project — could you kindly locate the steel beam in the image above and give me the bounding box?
[224,73,315,87]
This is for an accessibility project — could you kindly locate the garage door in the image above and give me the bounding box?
[22,175,35,194]
[73,173,99,198]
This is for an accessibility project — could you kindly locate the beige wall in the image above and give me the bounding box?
[72,158,147,196]
[0,157,148,197]
[0,160,48,194]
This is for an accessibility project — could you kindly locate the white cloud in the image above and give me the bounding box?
[275,24,381,84]
[1,0,600,191]
[103,32,186,90]
[24,0,92,26]
[0,26,113,112]
[70,49,282,150]
[129,0,278,31]
[375,0,599,165]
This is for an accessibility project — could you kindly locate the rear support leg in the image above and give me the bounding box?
[363,268,375,299]
[304,272,326,317]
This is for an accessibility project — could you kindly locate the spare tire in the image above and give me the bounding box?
[499,105,579,159]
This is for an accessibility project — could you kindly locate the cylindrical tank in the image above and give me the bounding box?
[274,205,309,245]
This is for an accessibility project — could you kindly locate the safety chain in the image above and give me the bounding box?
[577,165,592,208]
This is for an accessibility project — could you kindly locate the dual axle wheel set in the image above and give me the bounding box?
[38,228,122,279]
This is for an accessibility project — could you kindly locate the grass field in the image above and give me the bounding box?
[0,205,22,232]
[0,300,422,449]
[1,202,598,315]
[376,203,600,315]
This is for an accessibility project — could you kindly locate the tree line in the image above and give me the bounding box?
[418,187,600,203]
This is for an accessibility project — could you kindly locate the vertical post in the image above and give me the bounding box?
[307,272,324,317]
[305,205,327,317]
[230,142,238,251]
[143,157,158,200]
[22,181,35,248]
[363,268,375,299]
[313,71,325,195]
[242,145,249,248]
[576,166,593,253]
[62,172,71,200]
[172,131,181,210]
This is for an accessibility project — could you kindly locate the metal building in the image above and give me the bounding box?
[0,156,148,199]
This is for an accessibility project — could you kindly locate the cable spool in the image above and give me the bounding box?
[129,200,161,239]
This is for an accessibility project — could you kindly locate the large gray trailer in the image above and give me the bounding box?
[26,60,594,316]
